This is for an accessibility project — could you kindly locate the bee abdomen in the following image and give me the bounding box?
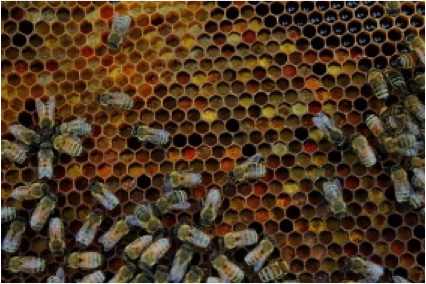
[1,207,17,223]
[396,134,416,148]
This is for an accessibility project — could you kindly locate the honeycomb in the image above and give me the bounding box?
[1,1,425,282]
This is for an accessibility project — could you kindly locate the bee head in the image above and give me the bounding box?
[347,257,364,272]
[331,202,347,219]
[108,33,121,50]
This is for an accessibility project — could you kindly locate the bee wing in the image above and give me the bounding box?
[333,178,343,192]
[125,216,146,229]
[313,115,331,136]
[35,98,45,117]
[171,202,191,210]
[47,96,55,118]
[164,174,174,193]
[242,153,263,166]
[253,254,270,272]
[111,12,119,29]
[218,272,231,283]
[56,268,65,282]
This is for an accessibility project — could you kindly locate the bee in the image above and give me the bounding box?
[365,114,385,138]
[9,125,40,146]
[384,69,405,90]
[351,134,377,167]
[347,257,384,283]
[76,208,104,247]
[244,236,275,271]
[155,190,191,216]
[124,235,153,261]
[78,270,105,283]
[407,34,425,65]
[53,134,83,156]
[59,117,92,136]
[109,263,136,283]
[88,179,119,210]
[108,12,131,50]
[183,266,204,283]
[313,112,346,148]
[46,268,65,283]
[11,182,48,201]
[411,168,425,190]
[398,51,421,69]
[415,73,425,91]
[404,157,425,170]
[404,115,421,137]
[166,170,202,189]
[66,252,103,270]
[131,272,154,283]
[223,229,258,249]
[176,224,211,248]
[7,256,46,274]
[211,253,244,283]
[230,154,267,182]
[36,96,56,136]
[391,165,413,203]
[98,219,131,252]
[200,188,223,227]
[383,134,417,154]
[97,92,134,110]
[133,123,170,145]
[1,140,28,164]
[38,143,54,179]
[367,71,389,101]
[1,217,26,253]
[132,201,163,234]
[170,243,195,283]
[323,178,347,218]
[378,107,404,137]
[207,277,222,283]
[259,260,289,283]
[392,275,411,283]
[48,217,65,257]
[30,194,57,232]
[404,95,425,122]
[1,206,17,223]
[138,238,170,268]
[154,265,170,283]
[383,1,400,16]
[408,188,424,212]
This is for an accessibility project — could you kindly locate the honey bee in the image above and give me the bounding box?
[97,92,134,110]
[109,263,136,283]
[200,188,223,227]
[259,260,289,283]
[392,275,410,283]
[183,266,204,283]
[155,190,191,215]
[7,256,46,274]
[351,134,377,167]
[1,217,26,254]
[78,270,105,283]
[313,112,346,148]
[365,114,385,138]
[66,252,103,270]
[9,124,40,146]
[391,165,413,203]
[408,188,424,212]
[133,123,170,145]
[46,268,65,283]
[230,153,267,182]
[244,236,275,271]
[323,178,347,218]
[132,201,164,234]
[166,170,202,189]
[170,243,194,283]
[49,217,65,257]
[30,194,57,232]
[411,168,425,190]
[378,107,404,137]
[383,134,418,155]
[36,96,56,136]
[88,179,119,211]
[398,51,421,69]
[223,229,258,249]
[108,12,131,50]
[154,265,170,283]
[59,117,92,136]
[384,69,405,89]
[383,1,400,16]
[131,272,154,283]
[124,235,153,261]
[138,238,170,268]
[1,140,28,164]
[404,115,421,137]
[414,73,425,92]
[407,34,425,65]
[211,253,244,283]
[38,143,54,179]
[53,134,83,156]
[1,206,17,223]
[76,208,104,247]
[404,157,425,170]
[367,71,389,101]
[176,224,211,248]
[347,257,384,283]
[11,182,48,201]
[98,219,131,252]
[404,95,425,122]
[206,277,221,283]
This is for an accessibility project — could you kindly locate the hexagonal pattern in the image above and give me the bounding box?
[1,1,425,283]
